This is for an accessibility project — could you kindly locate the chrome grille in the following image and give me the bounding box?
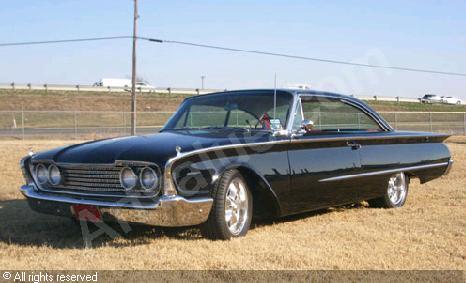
[34,163,158,196]
[54,165,126,192]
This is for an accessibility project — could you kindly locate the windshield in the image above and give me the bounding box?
[163,90,294,131]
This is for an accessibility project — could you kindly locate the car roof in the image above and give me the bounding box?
[185,88,351,100]
[184,88,368,110]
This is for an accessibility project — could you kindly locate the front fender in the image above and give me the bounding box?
[172,157,283,217]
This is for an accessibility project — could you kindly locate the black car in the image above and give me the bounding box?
[20,89,453,239]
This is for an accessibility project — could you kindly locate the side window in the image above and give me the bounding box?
[300,97,381,132]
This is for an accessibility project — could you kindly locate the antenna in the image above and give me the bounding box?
[273,73,277,120]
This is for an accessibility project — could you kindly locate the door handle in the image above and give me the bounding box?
[347,141,362,150]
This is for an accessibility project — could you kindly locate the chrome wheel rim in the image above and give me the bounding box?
[224,177,249,236]
[387,173,407,205]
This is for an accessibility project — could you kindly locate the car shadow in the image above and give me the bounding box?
[0,199,201,249]
[0,199,366,249]
[252,202,367,228]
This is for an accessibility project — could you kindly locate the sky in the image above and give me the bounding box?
[0,0,465,99]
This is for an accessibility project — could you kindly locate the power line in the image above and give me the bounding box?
[0,36,132,47]
[140,37,466,77]
[1,35,465,77]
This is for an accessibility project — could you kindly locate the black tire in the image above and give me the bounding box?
[201,169,253,240]
[368,172,409,208]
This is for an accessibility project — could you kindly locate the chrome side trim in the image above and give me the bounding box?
[289,134,449,144]
[162,139,290,196]
[319,162,449,182]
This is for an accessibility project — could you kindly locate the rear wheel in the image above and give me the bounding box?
[201,169,252,240]
[368,172,409,208]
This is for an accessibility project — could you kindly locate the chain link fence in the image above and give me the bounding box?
[0,110,465,140]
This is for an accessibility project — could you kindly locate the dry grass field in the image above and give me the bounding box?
[0,139,464,271]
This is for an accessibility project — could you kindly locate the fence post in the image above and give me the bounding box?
[394,112,398,130]
[464,113,466,136]
[74,111,78,140]
[318,112,321,129]
[357,113,361,129]
[429,112,433,132]
[123,112,127,135]
[21,108,25,140]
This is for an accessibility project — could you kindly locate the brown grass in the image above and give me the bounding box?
[0,94,184,112]
[0,139,464,270]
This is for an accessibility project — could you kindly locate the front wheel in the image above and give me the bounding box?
[368,172,409,208]
[201,169,252,240]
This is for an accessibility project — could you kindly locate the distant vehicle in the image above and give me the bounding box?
[94,78,131,88]
[420,94,442,104]
[93,78,155,91]
[440,96,463,105]
[287,84,311,90]
[134,81,156,91]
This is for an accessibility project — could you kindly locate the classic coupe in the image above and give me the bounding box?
[20,89,453,239]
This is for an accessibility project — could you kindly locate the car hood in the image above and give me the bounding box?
[31,130,272,167]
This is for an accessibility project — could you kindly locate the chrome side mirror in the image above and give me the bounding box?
[301,119,315,132]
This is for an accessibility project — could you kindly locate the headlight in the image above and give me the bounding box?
[48,164,62,185]
[120,167,138,191]
[35,164,48,185]
[139,167,159,191]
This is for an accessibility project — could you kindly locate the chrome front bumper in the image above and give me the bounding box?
[20,185,213,227]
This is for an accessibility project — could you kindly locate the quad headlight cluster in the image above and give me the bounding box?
[33,163,160,194]
[34,164,62,186]
[119,166,160,192]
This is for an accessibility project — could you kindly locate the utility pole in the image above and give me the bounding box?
[130,0,138,135]
[201,75,206,89]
